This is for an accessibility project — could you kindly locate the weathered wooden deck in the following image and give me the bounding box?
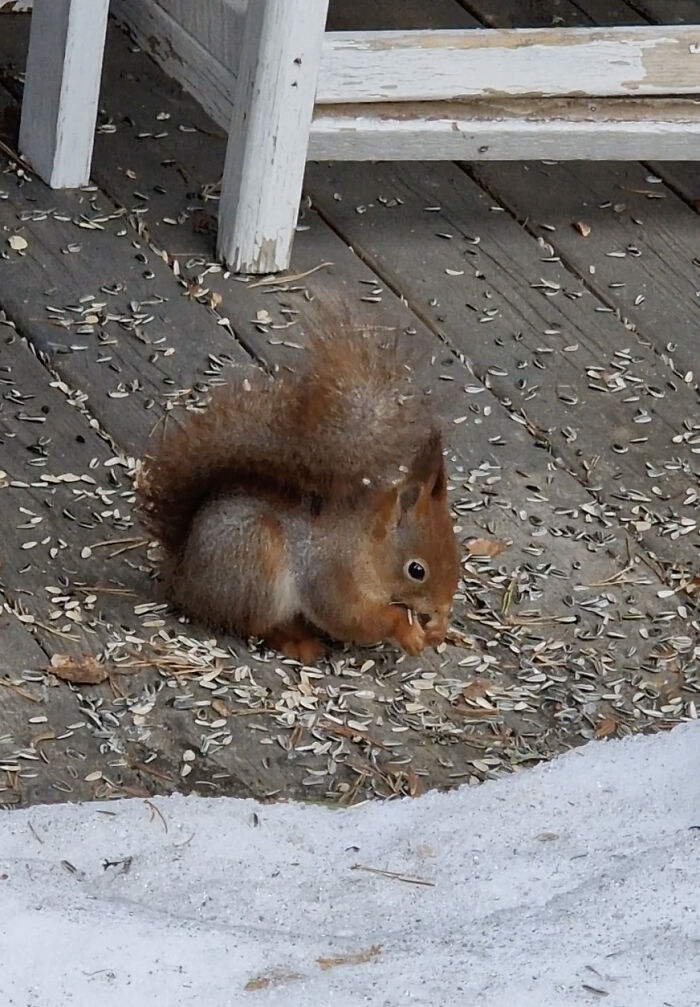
[0,1,698,808]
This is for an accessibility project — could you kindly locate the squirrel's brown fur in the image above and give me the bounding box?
[138,331,433,551]
[136,328,460,662]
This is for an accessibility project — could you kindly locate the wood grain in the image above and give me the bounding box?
[462,0,700,377]
[630,1,700,24]
[305,159,699,573]
[308,97,700,161]
[111,0,700,169]
[18,0,109,188]
[216,0,328,272]
[319,26,700,102]
[1,9,696,801]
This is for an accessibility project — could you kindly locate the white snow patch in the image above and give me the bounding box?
[1,723,699,1006]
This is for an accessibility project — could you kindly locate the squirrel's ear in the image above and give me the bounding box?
[374,436,447,535]
[409,435,447,514]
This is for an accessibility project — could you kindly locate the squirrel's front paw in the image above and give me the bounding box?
[285,637,326,665]
[267,626,326,665]
[393,611,427,656]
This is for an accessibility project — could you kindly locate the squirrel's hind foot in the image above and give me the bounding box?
[267,622,326,666]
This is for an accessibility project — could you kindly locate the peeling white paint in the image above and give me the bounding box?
[318,27,700,102]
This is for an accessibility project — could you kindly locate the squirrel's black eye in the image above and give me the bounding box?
[406,560,426,582]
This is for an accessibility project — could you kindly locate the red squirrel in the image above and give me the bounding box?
[136,329,460,664]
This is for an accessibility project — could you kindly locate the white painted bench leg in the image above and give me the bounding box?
[19,0,110,188]
[216,0,329,274]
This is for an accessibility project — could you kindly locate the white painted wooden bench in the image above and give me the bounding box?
[12,0,700,274]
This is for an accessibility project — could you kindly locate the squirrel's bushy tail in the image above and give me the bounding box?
[136,330,436,555]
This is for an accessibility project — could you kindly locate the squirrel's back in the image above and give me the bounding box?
[136,329,438,556]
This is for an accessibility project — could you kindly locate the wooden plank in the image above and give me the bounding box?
[0,424,157,807]
[318,26,700,102]
[0,606,47,672]
[630,1,700,23]
[304,159,699,574]
[1,65,296,800]
[459,0,590,27]
[329,0,480,30]
[646,160,700,207]
[80,24,699,593]
[18,0,109,188]
[3,15,694,801]
[0,90,250,456]
[0,323,152,658]
[571,0,648,25]
[354,0,685,172]
[462,1,700,378]
[216,0,328,272]
[459,0,694,30]
[0,624,145,807]
[308,97,700,161]
[632,1,700,207]
[0,184,249,453]
[0,302,308,806]
[0,330,195,805]
[111,0,700,165]
[0,76,303,804]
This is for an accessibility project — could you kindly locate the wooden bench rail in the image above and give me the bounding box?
[11,0,700,272]
[319,26,700,102]
[309,97,700,161]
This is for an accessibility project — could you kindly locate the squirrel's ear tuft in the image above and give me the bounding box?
[407,434,447,514]
[426,458,447,502]
[407,432,443,481]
